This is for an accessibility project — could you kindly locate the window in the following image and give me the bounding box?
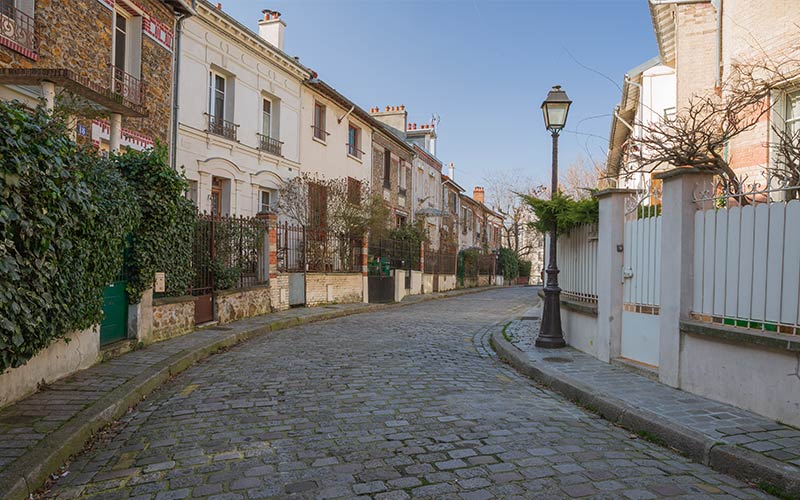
[347,177,361,205]
[211,176,224,217]
[348,124,362,159]
[396,214,406,228]
[187,180,198,206]
[399,160,407,193]
[786,90,800,136]
[383,149,391,188]
[112,11,127,73]
[259,190,271,213]
[209,73,226,119]
[262,98,272,138]
[309,182,328,229]
[313,102,326,140]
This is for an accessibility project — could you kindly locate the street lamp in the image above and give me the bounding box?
[536,85,572,348]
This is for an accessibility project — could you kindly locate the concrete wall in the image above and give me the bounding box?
[408,271,423,295]
[478,275,490,287]
[0,327,99,408]
[152,297,195,343]
[422,273,434,294]
[306,273,363,306]
[439,274,457,292]
[216,286,271,324]
[679,333,800,427]
[561,302,599,358]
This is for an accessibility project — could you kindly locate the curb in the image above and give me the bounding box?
[489,326,800,499]
[0,285,502,500]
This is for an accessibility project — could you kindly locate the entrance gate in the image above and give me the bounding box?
[620,188,663,369]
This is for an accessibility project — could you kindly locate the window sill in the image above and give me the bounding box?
[312,136,327,146]
[347,153,363,163]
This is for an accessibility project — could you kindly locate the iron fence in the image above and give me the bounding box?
[423,244,457,275]
[277,222,361,273]
[368,238,420,276]
[257,133,283,156]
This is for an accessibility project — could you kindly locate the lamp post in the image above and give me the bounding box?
[536,85,572,348]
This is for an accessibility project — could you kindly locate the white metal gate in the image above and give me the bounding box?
[621,190,662,368]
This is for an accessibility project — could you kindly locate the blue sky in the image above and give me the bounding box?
[221,0,657,193]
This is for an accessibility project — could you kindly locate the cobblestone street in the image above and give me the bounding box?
[44,288,772,499]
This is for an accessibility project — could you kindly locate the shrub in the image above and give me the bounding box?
[521,191,599,235]
[116,146,194,301]
[0,103,139,370]
[518,260,532,278]
[497,247,519,281]
[457,248,480,285]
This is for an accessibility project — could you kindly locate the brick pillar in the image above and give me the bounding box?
[258,212,289,311]
[595,188,637,363]
[655,168,714,387]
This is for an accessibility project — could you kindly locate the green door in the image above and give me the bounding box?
[100,279,128,345]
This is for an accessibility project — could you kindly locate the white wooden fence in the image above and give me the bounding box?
[692,200,800,334]
[554,223,598,303]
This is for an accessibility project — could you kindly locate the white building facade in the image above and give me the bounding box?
[176,1,311,217]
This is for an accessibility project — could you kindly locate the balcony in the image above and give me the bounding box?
[0,1,37,59]
[312,125,329,141]
[206,113,238,141]
[347,142,364,160]
[110,65,143,106]
[257,133,282,157]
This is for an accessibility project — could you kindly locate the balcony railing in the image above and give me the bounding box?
[312,124,329,141]
[110,65,143,106]
[257,133,283,157]
[206,113,238,141]
[347,142,364,160]
[0,1,37,56]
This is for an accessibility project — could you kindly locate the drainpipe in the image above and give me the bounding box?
[337,104,355,124]
[715,0,723,88]
[170,13,186,170]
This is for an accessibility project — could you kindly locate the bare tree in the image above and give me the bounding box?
[483,170,546,261]
[561,155,603,199]
[622,61,795,203]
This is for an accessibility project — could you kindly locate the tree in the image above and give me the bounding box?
[483,171,546,261]
[560,156,603,200]
[623,60,800,204]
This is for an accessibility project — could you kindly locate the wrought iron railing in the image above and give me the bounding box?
[0,1,36,55]
[206,113,238,141]
[257,133,282,156]
[312,125,329,141]
[347,142,364,159]
[277,222,361,273]
[110,65,143,106]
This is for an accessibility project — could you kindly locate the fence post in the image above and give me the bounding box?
[596,188,636,363]
[655,168,713,387]
[361,234,369,303]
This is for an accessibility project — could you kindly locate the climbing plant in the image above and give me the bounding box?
[0,102,139,370]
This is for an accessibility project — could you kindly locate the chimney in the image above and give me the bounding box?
[371,104,407,136]
[473,187,485,204]
[258,9,286,50]
[448,162,455,179]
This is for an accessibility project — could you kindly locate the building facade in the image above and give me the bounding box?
[369,106,414,228]
[176,2,311,217]
[0,0,192,152]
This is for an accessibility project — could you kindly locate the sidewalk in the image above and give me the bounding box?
[491,308,800,498]
[0,286,494,500]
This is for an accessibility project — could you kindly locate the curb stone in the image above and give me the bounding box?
[0,285,502,500]
[489,325,800,499]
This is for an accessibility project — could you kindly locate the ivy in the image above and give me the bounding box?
[0,102,139,370]
[520,191,599,235]
[116,146,194,301]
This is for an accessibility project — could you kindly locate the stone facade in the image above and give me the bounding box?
[216,286,272,325]
[371,128,413,225]
[0,0,181,147]
[152,297,195,342]
[305,273,363,306]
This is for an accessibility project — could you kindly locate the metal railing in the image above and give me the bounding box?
[347,142,364,159]
[110,65,143,105]
[206,113,238,141]
[0,1,36,54]
[257,133,282,156]
[423,244,456,275]
[277,222,361,273]
[368,238,420,275]
[312,125,329,141]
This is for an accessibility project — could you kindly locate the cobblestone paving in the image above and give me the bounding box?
[506,317,800,468]
[44,288,773,499]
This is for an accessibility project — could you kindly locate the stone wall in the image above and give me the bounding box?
[216,286,271,325]
[306,273,363,306]
[0,327,99,408]
[0,0,176,144]
[152,297,195,343]
[439,274,457,292]
[478,275,490,287]
[422,273,434,294]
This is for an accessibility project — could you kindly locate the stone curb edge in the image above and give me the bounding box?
[489,326,800,498]
[0,285,502,500]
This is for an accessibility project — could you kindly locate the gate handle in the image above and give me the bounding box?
[623,268,634,279]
